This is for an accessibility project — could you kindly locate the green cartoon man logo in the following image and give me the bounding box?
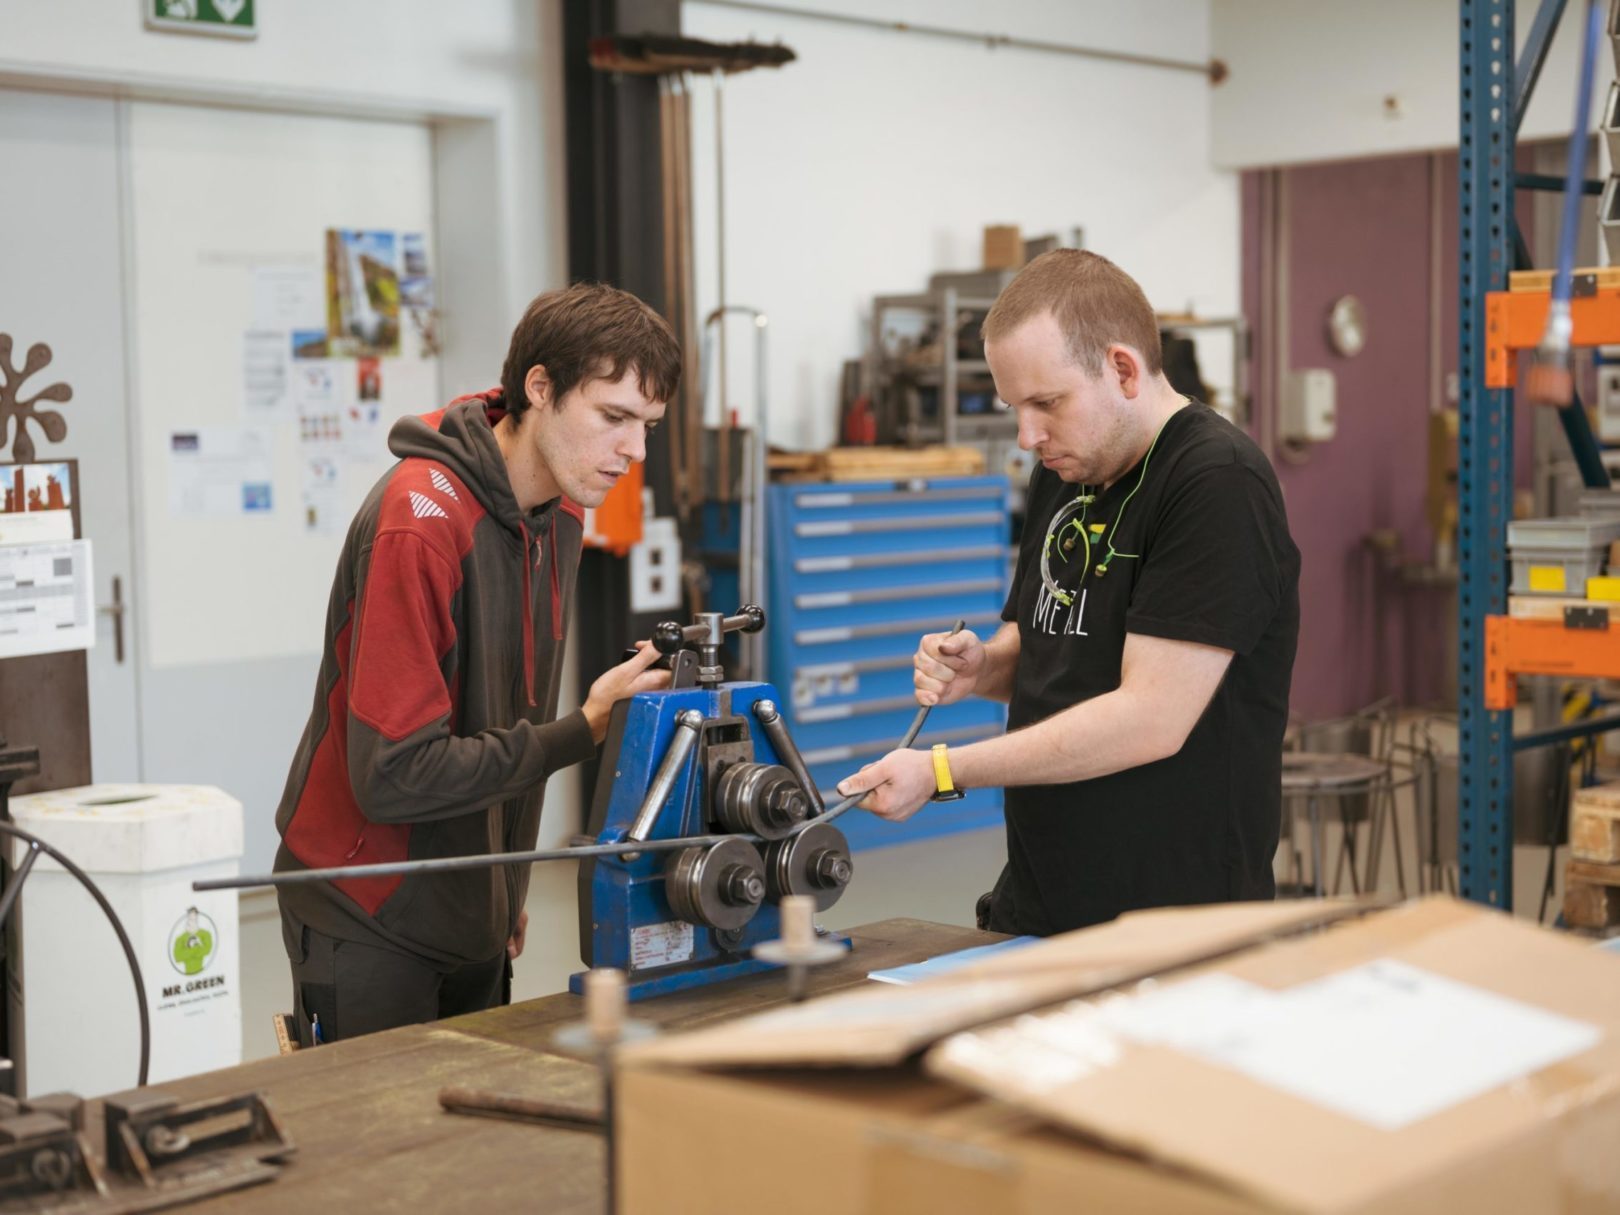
[170,906,216,977]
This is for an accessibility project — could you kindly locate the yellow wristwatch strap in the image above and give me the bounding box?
[931,743,957,795]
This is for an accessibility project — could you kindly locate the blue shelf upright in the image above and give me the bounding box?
[1458,0,1517,907]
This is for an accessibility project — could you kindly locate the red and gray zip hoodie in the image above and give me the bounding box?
[272,389,597,967]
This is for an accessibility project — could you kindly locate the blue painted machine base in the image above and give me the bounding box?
[568,933,852,1002]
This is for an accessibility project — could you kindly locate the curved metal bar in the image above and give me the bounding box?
[0,822,150,1087]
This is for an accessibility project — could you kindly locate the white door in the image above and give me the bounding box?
[123,101,439,874]
[0,88,143,781]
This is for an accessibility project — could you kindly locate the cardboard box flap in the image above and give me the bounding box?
[620,898,1372,1070]
[927,897,1620,1214]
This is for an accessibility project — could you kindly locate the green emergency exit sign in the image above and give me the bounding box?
[145,0,257,39]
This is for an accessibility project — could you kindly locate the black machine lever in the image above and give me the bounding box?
[651,605,766,687]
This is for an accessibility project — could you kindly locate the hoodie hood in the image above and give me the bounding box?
[388,389,543,536]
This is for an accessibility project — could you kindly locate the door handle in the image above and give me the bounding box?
[97,575,126,665]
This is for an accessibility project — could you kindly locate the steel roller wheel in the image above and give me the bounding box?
[664,836,768,931]
[762,821,853,913]
[712,762,812,840]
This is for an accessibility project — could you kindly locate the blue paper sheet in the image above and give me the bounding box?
[867,936,1040,985]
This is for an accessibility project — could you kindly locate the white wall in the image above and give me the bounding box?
[2,0,568,380]
[1212,0,1614,168]
[681,0,1241,451]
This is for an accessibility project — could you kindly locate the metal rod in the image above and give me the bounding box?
[751,313,769,680]
[1549,0,1604,309]
[438,1086,603,1130]
[1514,710,1620,750]
[1514,171,1604,195]
[200,619,966,894]
[1512,0,1571,140]
[197,833,748,891]
[624,710,706,849]
[791,618,964,831]
[752,699,824,814]
[678,77,703,522]
[0,822,150,1086]
[692,0,1222,79]
[714,70,731,507]
[0,843,40,931]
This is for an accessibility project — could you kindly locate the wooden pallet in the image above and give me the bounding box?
[1564,859,1620,929]
[1507,594,1620,620]
[1572,782,1620,863]
[771,445,987,483]
[1509,265,1620,293]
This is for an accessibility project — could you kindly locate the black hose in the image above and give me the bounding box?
[0,822,151,1087]
[195,619,970,894]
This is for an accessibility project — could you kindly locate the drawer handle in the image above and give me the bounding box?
[794,511,1003,538]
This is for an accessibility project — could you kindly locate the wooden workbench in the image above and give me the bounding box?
[144,918,998,1214]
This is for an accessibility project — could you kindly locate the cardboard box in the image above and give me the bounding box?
[982,224,1024,271]
[618,897,1620,1213]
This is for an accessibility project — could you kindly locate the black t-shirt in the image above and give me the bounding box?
[989,401,1300,936]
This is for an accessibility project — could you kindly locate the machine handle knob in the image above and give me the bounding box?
[726,604,766,635]
[651,620,687,656]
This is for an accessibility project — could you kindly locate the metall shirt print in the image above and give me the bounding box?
[1033,581,1090,637]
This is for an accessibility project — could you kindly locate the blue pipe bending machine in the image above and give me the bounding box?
[572,606,854,1000]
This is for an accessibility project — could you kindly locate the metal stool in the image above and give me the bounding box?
[1281,752,1389,897]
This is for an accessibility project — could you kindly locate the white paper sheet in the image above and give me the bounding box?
[250,265,323,331]
[299,454,342,536]
[0,540,94,658]
[168,426,275,518]
[0,510,73,546]
[1096,961,1603,1130]
[242,329,290,417]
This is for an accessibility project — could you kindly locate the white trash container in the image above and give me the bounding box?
[4,784,243,1097]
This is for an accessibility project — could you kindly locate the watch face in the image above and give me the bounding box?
[1328,294,1368,358]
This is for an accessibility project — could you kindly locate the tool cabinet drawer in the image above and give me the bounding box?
[767,475,1011,850]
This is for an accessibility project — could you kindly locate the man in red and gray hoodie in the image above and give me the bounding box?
[273,283,678,1045]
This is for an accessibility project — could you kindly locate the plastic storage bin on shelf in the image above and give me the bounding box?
[767,475,1011,851]
[4,784,243,1097]
[1506,516,1620,595]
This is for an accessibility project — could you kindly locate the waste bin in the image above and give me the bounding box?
[4,783,242,1097]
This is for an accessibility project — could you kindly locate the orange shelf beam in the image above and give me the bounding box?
[1484,614,1620,709]
[1485,286,1620,389]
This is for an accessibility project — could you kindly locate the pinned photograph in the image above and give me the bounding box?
[17,462,71,513]
[292,328,330,360]
[0,460,78,544]
[399,232,438,359]
[358,356,381,402]
[325,229,400,357]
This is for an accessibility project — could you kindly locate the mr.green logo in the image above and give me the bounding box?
[169,906,218,977]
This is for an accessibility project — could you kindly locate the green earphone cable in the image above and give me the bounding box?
[1037,406,1181,606]
[1098,409,1176,566]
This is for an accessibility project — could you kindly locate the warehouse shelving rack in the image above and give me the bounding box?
[1459,0,1613,908]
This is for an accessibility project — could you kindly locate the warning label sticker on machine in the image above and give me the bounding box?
[632,920,695,970]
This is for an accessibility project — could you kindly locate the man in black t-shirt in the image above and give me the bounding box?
[838,250,1300,936]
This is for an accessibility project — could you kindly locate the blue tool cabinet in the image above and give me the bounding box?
[766,475,1012,850]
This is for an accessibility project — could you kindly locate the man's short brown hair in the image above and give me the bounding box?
[501,282,681,418]
[981,250,1162,376]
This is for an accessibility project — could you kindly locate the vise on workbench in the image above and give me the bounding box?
[573,607,853,1000]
